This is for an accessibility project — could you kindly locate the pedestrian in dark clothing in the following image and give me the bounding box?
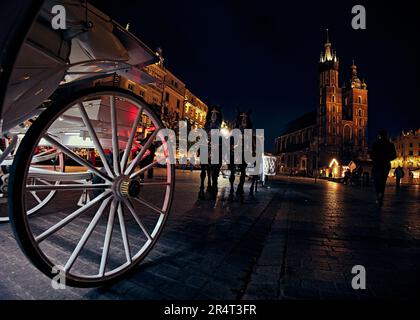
[371,130,397,206]
[343,168,351,185]
[394,166,404,189]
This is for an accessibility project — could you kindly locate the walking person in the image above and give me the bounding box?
[371,130,397,206]
[409,171,414,185]
[394,165,404,189]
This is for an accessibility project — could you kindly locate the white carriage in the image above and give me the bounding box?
[0,0,174,287]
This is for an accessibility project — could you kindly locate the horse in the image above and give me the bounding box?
[228,108,259,202]
[198,105,223,200]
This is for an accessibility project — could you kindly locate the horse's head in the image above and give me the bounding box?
[235,108,253,130]
[206,105,223,130]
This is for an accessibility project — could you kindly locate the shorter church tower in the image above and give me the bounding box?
[342,60,368,159]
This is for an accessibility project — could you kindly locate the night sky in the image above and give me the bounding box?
[91,0,419,151]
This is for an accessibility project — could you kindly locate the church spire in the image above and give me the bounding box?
[323,29,334,62]
[351,58,357,77]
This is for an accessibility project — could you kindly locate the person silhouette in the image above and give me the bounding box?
[394,165,404,189]
[371,130,397,206]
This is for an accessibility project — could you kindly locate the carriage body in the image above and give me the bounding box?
[1,0,157,134]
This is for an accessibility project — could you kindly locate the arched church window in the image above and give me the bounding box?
[358,96,362,104]
[343,125,352,142]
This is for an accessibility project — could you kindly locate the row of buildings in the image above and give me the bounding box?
[94,50,208,130]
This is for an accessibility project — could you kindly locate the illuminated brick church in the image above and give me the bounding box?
[274,32,369,176]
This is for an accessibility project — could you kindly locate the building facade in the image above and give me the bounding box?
[184,89,208,129]
[390,129,420,183]
[93,51,208,130]
[275,34,369,176]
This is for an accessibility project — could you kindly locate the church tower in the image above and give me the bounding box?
[342,60,368,159]
[318,30,342,165]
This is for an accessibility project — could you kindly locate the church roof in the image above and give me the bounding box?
[280,110,317,136]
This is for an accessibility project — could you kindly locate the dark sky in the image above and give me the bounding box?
[92,0,419,151]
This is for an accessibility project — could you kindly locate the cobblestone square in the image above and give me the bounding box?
[0,172,419,300]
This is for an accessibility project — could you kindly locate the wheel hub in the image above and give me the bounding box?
[115,176,141,199]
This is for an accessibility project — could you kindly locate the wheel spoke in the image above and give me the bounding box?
[35,191,111,243]
[99,199,116,277]
[132,196,165,215]
[125,129,158,175]
[26,184,110,191]
[130,155,166,179]
[121,107,143,171]
[117,202,132,263]
[123,198,152,241]
[30,192,42,204]
[64,197,112,272]
[77,103,114,178]
[44,134,113,183]
[110,96,121,176]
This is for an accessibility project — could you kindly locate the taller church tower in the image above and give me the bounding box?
[318,30,343,166]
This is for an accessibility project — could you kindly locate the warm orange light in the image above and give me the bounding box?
[329,158,339,168]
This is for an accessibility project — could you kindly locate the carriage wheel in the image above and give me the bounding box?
[9,87,175,287]
[0,145,65,222]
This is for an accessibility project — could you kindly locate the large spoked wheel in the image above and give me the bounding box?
[9,87,175,287]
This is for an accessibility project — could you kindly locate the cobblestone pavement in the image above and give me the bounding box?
[0,172,419,300]
[243,176,420,300]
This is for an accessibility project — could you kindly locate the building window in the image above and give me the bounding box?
[359,119,362,126]
[332,105,336,112]
[358,96,362,104]
[409,150,413,156]
[332,116,336,123]
[409,142,413,148]
[343,125,351,142]
[165,92,170,102]
[358,109,362,116]
[332,95,335,102]
[176,99,180,109]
